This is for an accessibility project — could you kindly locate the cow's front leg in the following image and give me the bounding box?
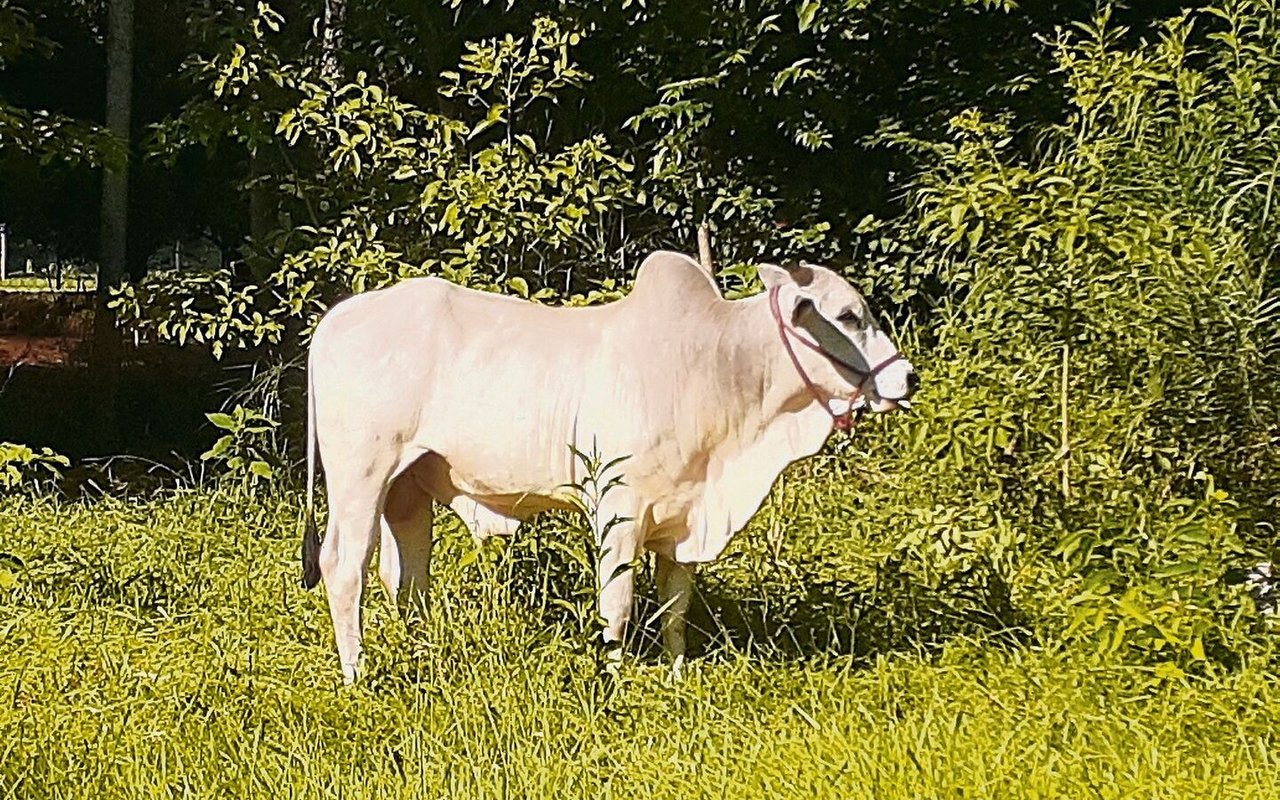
[655,554,695,677]
[595,512,641,658]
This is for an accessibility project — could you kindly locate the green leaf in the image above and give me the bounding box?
[797,0,820,33]
[200,435,233,461]
[1081,569,1118,594]
[1118,596,1154,625]
[207,413,236,430]
[1154,662,1186,681]
[1152,561,1203,579]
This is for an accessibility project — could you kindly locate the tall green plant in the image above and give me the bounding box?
[114,9,636,358]
[857,1,1280,666]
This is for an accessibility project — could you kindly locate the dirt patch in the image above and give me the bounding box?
[0,289,226,460]
[0,290,93,367]
[0,291,94,340]
[0,335,79,367]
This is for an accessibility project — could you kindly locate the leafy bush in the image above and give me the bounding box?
[0,442,68,494]
[851,1,1280,665]
[113,13,637,358]
[200,405,279,488]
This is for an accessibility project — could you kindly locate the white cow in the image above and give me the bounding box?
[301,251,917,683]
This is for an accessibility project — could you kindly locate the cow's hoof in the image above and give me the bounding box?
[670,654,686,682]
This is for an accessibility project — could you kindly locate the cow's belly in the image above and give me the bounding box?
[400,450,562,508]
[405,367,730,551]
[412,423,708,524]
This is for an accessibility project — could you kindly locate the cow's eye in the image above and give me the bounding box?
[837,309,859,324]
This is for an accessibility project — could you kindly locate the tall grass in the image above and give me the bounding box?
[1,468,1276,798]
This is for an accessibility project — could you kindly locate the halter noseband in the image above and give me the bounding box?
[768,285,905,431]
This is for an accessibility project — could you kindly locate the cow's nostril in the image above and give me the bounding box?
[906,371,920,394]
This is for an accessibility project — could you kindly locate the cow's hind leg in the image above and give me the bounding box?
[321,478,386,685]
[655,554,695,677]
[378,471,434,618]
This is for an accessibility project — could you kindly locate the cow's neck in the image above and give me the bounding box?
[666,293,836,562]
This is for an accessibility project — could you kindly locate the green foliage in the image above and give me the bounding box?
[0,442,67,493]
[0,268,96,293]
[110,0,1081,353]
[558,442,634,655]
[0,488,1277,797]
[1052,481,1247,667]
[850,0,1280,665]
[0,1,115,167]
[200,405,278,487]
[117,10,637,355]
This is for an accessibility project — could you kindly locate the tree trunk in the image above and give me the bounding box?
[246,149,274,279]
[91,0,134,450]
[321,0,347,80]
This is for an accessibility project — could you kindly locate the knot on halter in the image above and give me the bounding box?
[768,285,904,432]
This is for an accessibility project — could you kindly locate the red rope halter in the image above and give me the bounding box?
[768,286,904,432]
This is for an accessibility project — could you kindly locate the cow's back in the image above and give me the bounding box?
[310,257,731,501]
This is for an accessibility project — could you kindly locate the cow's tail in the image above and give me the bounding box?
[301,360,322,589]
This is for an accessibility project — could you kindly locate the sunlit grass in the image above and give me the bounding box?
[0,487,1275,798]
[0,274,96,294]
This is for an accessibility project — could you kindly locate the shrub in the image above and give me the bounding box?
[0,442,68,495]
[853,1,1280,665]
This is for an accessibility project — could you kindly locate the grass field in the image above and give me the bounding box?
[1,477,1276,798]
[0,274,96,294]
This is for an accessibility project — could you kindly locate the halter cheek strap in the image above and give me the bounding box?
[768,286,905,431]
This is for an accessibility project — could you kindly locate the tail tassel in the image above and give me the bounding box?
[301,515,321,589]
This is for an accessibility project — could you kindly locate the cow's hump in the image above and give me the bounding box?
[628,251,722,310]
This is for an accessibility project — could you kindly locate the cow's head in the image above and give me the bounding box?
[759,261,918,413]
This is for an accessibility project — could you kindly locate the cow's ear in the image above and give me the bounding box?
[757,263,790,289]
[758,262,814,288]
[791,296,817,325]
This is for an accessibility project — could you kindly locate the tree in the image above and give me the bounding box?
[0,1,115,262]
[90,0,133,443]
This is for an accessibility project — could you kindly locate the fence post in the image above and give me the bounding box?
[0,222,7,281]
